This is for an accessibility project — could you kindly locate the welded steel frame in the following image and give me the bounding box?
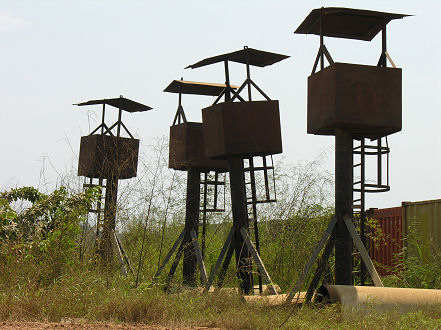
[316,8,398,287]
[188,47,285,295]
[155,79,229,289]
[351,22,394,283]
[353,138,390,284]
[200,171,226,258]
[290,7,406,295]
[77,96,148,270]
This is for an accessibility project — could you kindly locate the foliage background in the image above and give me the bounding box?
[1,138,440,327]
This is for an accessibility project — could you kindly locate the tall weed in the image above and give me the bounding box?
[383,225,441,289]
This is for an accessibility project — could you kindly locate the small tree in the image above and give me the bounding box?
[0,186,99,285]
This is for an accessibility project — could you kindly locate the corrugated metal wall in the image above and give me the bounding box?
[367,207,403,275]
[367,199,441,275]
[402,199,441,260]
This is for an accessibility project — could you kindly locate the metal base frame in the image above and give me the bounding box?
[82,177,133,275]
[203,226,278,295]
[286,215,382,304]
[152,228,208,291]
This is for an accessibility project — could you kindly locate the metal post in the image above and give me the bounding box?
[248,157,262,292]
[201,172,208,258]
[360,138,366,285]
[182,168,201,286]
[99,176,118,263]
[319,8,324,70]
[377,139,382,186]
[224,61,231,102]
[213,172,219,210]
[101,104,106,134]
[228,156,253,294]
[381,25,387,67]
[178,82,183,124]
[94,177,104,254]
[245,49,252,101]
[117,109,122,137]
[334,129,353,285]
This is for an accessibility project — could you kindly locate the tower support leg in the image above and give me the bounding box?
[99,176,118,264]
[334,130,353,285]
[228,156,253,294]
[182,168,201,286]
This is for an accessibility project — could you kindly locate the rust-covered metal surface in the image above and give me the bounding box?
[169,122,229,172]
[75,97,152,113]
[403,199,441,260]
[186,47,289,69]
[78,134,139,179]
[295,7,409,41]
[202,100,282,159]
[367,207,403,275]
[316,285,441,312]
[164,80,238,96]
[307,63,402,138]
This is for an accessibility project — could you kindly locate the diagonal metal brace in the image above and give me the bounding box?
[204,227,234,293]
[152,229,186,281]
[240,227,278,295]
[285,216,337,303]
[305,235,335,303]
[343,215,383,287]
[112,229,128,276]
[311,45,334,75]
[190,229,208,287]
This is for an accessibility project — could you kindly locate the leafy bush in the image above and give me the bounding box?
[0,186,99,286]
[383,225,441,289]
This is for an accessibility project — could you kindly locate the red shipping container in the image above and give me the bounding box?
[366,207,403,276]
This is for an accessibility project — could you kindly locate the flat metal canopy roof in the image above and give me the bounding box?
[164,80,238,96]
[75,97,152,113]
[186,47,290,69]
[295,7,409,41]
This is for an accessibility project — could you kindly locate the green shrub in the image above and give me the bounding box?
[0,186,99,286]
[384,225,441,289]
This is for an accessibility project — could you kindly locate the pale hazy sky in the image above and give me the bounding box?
[1,1,440,209]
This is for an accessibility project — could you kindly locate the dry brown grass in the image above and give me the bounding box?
[1,264,441,329]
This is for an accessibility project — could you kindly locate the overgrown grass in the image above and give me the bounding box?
[2,239,441,329]
[2,268,441,329]
[2,160,441,328]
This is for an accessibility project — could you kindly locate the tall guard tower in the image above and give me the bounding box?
[187,47,289,294]
[76,96,152,267]
[153,80,230,289]
[287,8,408,301]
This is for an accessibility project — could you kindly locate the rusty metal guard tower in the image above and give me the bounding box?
[187,47,289,294]
[77,96,152,272]
[153,79,230,289]
[287,7,408,302]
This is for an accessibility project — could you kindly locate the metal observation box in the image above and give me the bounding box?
[169,122,230,171]
[165,80,229,171]
[78,135,139,179]
[77,97,152,179]
[295,8,408,139]
[185,47,288,159]
[202,100,282,159]
[307,63,402,137]
[184,46,289,295]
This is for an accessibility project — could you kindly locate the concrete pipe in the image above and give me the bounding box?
[243,292,305,306]
[316,285,441,312]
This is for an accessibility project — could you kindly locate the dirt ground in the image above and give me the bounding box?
[0,322,219,330]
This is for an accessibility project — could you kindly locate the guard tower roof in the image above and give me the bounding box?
[164,80,239,96]
[295,7,409,41]
[75,97,152,113]
[186,47,289,69]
